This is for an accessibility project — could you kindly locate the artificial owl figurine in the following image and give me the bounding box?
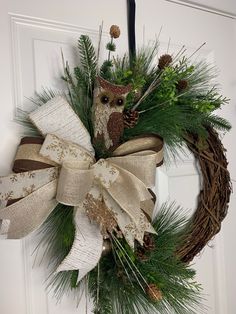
[92,76,132,151]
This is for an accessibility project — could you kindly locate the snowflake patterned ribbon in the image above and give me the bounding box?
[0,96,162,282]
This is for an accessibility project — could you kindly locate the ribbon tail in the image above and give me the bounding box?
[0,180,58,239]
[107,165,153,226]
[102,190,156,249]
[56,205,103,283]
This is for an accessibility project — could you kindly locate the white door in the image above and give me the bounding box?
[0,1,235,313]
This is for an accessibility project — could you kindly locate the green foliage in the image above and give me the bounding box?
[74,66,88,93]
[88,203,203,314]
[179,87,229,114]
[140,204,203,313]
[39,203,75,263]
[61,35,98,135]
[154,66,179,105]
[77,35,97,94]
[33,88,63,105]
[124,103,186,147]
[100,60,113,81]
[93,139,114,160]
[110,43,160,108]
[62,60,92,133]
[106,42,116,52]
[124,102,231,154]
[15,108,40,136]
[108,49,231,151]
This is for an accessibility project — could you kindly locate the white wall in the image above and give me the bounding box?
[167,0,236,16]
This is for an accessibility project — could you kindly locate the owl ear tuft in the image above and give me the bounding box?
[96,76,132,95]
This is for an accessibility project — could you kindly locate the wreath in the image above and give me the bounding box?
[0,24,231,314]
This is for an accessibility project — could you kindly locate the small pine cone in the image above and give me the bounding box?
[123,109,139,128]
[146,284,163,302]
[136,247,149,262]
[110,25,121,39]
[143,233,155,251]
[158,54,173,70]
[176,79,188,92]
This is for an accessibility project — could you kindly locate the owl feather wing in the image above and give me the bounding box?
[107,112,124,149]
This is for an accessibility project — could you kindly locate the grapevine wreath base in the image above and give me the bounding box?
[177,127,231,263]
[0,24,231,314]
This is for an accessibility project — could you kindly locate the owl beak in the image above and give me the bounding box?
[110,100,116,107]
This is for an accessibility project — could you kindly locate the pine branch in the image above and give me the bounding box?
[15,108,40,136]
[78,35,97,95]
[62,60,93,134]
[204,114,232,132]
[74,66,87,92]
[100,60,113,81]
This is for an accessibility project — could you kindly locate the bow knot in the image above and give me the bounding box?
[93,159,119,189]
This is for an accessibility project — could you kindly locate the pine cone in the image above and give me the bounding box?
[136,233,155,261]
[110,25,121,39]
[143,233,155,251]
[158,54,173,70]
[123,109,139,128]
[146,284,163,302]
[136,247,149,261]
[176,79,188,92]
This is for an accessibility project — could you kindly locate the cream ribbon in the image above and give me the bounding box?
[0,96,162,282]
[56,206,104,282]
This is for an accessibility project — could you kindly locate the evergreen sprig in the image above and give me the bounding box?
[61,35,98,135]
[100,60,113,81]
[77,35,97,95]
[15,108,40,136]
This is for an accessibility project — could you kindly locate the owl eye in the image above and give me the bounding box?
[116,98,124,106]
[100,95,110,104]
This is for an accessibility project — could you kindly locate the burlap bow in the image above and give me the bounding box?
[0,96,163,282]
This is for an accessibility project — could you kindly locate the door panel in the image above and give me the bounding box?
[0,1,235,313]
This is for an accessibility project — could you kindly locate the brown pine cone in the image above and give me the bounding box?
[146,283,163,302]
[136,247,149,261]
[123,109,139,128]
[143,233,155,251]
[176,79,188,92]
[158,54,173,70]
[136,233,155,261]
[109,25,121,39]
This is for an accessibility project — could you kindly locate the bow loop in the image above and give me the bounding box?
[108,151,157,188]
[56,161,94,206]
